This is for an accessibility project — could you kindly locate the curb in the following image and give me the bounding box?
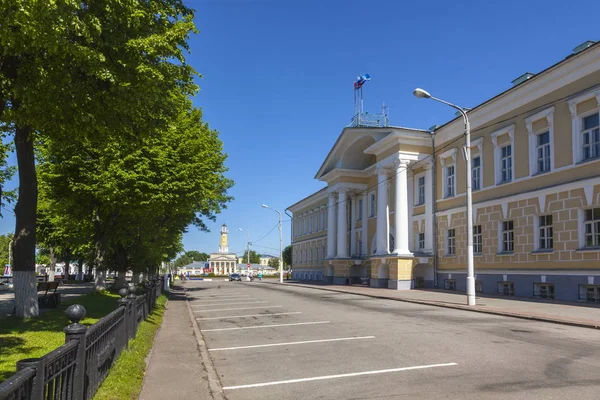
[183,287,226,400]
[260,281,600,330]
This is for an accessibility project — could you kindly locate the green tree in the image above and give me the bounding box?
[0,233,13,268]
[185,251,209,261]
[241,250,260,264]
[2,0,200,317]
[268,257,280,269]
[283,245,292,268]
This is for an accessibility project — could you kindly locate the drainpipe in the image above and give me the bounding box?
[431,131,439,288]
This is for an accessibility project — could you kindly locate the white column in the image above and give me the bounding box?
[361,194,368,256]
[350,194,356,256]
[393,160,411,255]
[376,168,389,255]
[326,192,337,258]
[337,188,348,258]
[407,170,414,252]
[424,163,434,253]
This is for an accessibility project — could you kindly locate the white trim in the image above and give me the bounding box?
[435,176,600,219]
[491,124,515,185]
[443,163,456,199]
[526,106,555,176]
[568,89,600,164]
[438,148,457,167]
[439,269,600,276]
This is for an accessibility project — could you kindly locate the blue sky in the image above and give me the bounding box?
[1,0,599,260]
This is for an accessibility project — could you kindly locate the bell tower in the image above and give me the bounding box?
[219,224,229,254]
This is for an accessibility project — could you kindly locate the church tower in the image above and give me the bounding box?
[219,224,229,254]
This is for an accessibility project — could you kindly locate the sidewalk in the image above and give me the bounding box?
[265,280,600,329]
[139,287,222,400]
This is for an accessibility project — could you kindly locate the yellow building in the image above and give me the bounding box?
[287,40,600,302]
[208,224,238,275]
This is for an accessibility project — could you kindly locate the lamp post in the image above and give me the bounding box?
[262,204,283,284]
[238,228,251,275]
[413,88,476,306]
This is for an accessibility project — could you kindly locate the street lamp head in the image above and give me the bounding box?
[238,228,243,232]
[261,204,269,208]
[413,88,432,99]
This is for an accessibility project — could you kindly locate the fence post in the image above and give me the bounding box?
[127,284,137,338]
[64,304,88,400]
[16,358,45,400]
[117,287,129,348]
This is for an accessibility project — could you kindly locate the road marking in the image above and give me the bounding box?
[222,363,458,390]
[194,306,283,312]
[191,295,254,299]
[201,321,331,332]
[209,336,375,351]
[197,312,302,320]
[191,301,266,307]
[191,298,258,303]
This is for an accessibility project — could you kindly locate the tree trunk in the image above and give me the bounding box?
[132,273,141,285]
[48,247,56,282]
[115,271,127,288]
[13,125,39,318]
[77,258,84,280]
[94,270,106,291]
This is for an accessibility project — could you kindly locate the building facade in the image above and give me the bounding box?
[287,41,600,302]
[208,224,238,275]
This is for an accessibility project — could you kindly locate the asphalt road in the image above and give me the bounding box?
[187,280,600,400]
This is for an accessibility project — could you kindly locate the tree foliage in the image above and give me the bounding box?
[241,250,260,264]
[282,245,292,267]
[1,0,232,318]
[268,257,280,269]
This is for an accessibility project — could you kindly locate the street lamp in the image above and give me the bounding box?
[261,204,283,284]
[413,88,476,306]
[238,228,251,274]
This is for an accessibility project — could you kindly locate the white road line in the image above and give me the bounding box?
[190,298,258,303]
[209,336,375,351]
[194,306,283,313]
[201,321,331,332]
[191,296,254,299]
[197,312,302,320]
[191,301,266,307]
[222,363,458,390]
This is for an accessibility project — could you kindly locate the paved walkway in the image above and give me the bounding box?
[140,287,222,400]
[0,283,95,318]
[266,281,600,329]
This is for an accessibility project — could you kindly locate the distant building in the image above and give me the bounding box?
[208,224,238,275]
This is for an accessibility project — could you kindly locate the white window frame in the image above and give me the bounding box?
[491,124,515,185]
[468,137,483,191]
[498,220,514,253]
[580,207,600,249]
[446,229,456,256]
[445,165,455,198]
[471,155,481,191]
[534,214,553,251]
[568,89,600,164]
[473,225,482,254]
[414,172,426,205]
[357,197,363,221]
[439,148,457,199]
[368,191,376,218]
[526,106,555,176]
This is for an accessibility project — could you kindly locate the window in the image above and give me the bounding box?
[368,192,376,218]
[538,215,553,250]
[497,281,514,296]
[536,132,551,173]
[533,283,555,299]
[445,165,455,198]
[447,229,455,255]
[584,208,600,248]
[418,232,425,251]
[417,176,425,205]
[473,225,482,254]
[501,221,514,252]
[582,113,600,161]
[444,279,456,290]
[472,156,481,190]
[580,285,600,302]
[500,145,512,183]
[357,198,363,220]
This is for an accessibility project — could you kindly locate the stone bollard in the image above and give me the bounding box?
[64,304,88,400]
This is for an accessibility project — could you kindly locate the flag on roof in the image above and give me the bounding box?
[354,73,371,90]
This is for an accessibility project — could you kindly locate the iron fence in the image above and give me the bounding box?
[0,278,164,400]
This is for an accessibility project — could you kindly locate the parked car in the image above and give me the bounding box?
[229,273,242,282]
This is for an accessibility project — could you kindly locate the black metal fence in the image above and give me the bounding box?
[0,278,164,400]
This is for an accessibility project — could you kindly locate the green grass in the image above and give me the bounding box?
[93,295,167,400]
[0,291,119,381]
